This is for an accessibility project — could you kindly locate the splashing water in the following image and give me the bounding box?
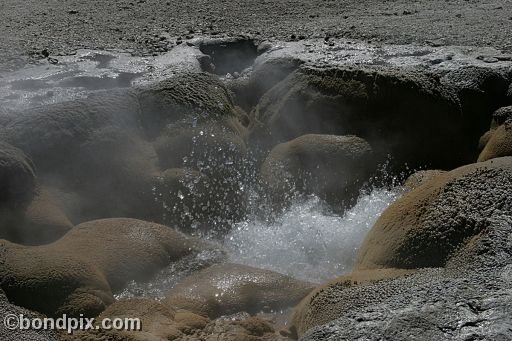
[115,248,226,300]
[224,187,402,283]
[115,185,402,299]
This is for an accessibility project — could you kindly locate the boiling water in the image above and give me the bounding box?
[224,188,402,283]
[117,185,402,299]
[1,50,403,295]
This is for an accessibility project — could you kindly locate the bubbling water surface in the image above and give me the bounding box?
[224,188,402,283]
[116,185,402,299]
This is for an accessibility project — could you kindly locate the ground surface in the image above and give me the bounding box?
[1,0,511,71]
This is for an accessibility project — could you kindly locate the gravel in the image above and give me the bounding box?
[0,0,511,71]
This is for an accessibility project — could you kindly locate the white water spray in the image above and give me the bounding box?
[224,187,402,283]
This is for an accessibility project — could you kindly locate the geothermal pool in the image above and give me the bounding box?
[0,47,406,299]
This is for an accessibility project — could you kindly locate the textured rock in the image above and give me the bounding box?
[0,289,58,341]
[0,72,249,227]
[478,122,512,162]
[0,89,141,174]
[478,106,512,162]
[66,298,280,340]
[186,314,278,341]
[65,298,184,341]
[301,216,512,340]
[165,263,314,319]
[290,268,415,337]
[0,218,215,317]
[136,72,244,139]
[490,105,512,127]
[250,66,468,169]
[227,56,303,111]
[441,66,510,142]
[259,134,374,212]
[403,169,446,192]
[0,185,73,245]
[478,105,512,149]
[0,142,36,210]
[69,128,160,221]
[0,143,63,245]
[0,89,157,225]
[357,157,512,270]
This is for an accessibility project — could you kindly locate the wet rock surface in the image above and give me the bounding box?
[165,263,314,319]
[260,134,374,213]
[1,185,73,245]
[0,142,36,210]
[294,157,512,339]
[64,298,183,341]
[403,169,446,193]
[479,121,512,161]
[0,218,218,317]
[357,157,512,270]
[67,298,284,341]
[300,216,512,340]
[249,63,508,170]
[0,71,250,234]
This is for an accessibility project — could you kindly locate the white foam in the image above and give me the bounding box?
[224,187,402,283]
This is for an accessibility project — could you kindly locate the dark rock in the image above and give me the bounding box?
[259,134,374,213]
[441,66,510,150]
[0,185,72,245]
[491,105,512,127]
[226,56,303,112]
[198,37,257,75]
[250,66,466,170]
[0,289,58,340]
[0,142,36,210]
[0,72,249,228]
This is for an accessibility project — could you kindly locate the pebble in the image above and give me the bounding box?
[482,57,499,63]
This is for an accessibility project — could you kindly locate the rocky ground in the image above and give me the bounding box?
[1,0,512,71]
